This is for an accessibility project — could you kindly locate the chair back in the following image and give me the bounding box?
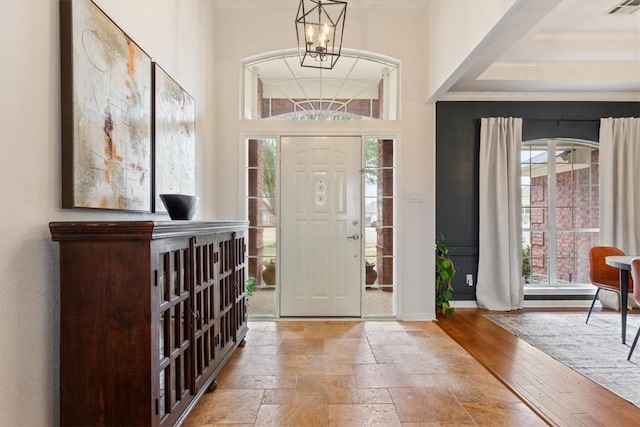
[589,246,625,291]
[631,258,640,305]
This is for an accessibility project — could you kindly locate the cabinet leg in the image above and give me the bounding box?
[206,379,217,393]
[238,338,247,348]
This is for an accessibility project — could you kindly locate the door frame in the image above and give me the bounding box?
[241,132,400,319]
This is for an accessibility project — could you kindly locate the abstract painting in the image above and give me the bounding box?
[60,0,152,211]
[153,63,196,212]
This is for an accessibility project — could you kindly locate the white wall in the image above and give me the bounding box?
[212,3,436,320]
[425,0,516,100]
[0,1,217,424]
[0,1,474,423]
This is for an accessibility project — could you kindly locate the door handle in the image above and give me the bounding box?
[347,233,360,240]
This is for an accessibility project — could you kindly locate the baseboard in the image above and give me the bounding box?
[449,300,597,309]
[450,300,478,308]
[399,312,436,321]
[523,300,594,308]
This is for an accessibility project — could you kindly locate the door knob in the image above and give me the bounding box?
[347,233,360,240]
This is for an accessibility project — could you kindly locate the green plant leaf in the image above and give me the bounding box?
[435,234,455,317]
[246,276,256,296]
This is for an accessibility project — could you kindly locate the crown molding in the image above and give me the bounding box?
[533,31,640,42]
[438,92,640,102]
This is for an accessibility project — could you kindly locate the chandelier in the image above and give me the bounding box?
[295,0,347,70]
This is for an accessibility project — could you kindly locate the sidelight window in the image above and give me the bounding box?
[363,138,396,316]
[246,138,278,317]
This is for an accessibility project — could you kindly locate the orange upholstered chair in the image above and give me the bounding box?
[587,246,635,323]
[627,258,640,360]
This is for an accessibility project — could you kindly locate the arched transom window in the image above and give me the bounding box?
[242,50,399,120]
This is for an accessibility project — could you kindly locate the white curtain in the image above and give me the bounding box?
[599,117,640,309]
[600,117,640,255]
[476,117,523,311]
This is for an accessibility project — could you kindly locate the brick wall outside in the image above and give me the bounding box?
[376,140,394,289]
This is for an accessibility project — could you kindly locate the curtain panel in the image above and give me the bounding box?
[600,117,640,255]
[598,117,640,309]
[476,117,523,311]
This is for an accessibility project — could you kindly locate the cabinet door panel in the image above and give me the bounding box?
[192,234,218,391]
[218,232,236,361]
[154,239,193,426]
[218,231,249,362]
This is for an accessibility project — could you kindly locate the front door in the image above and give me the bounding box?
[280,136,362,316]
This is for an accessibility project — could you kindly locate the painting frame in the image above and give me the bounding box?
[152,63,196,213]
[60,0,152,212]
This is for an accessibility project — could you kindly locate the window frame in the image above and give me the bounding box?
[241,48,400,121]
[522,138,600,296]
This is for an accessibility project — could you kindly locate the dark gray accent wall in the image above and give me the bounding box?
[436,101,640,301]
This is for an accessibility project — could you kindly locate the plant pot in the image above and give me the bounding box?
[262,263,276,286]
[366,264,377,285]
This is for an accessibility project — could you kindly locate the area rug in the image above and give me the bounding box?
[485,312,640,407]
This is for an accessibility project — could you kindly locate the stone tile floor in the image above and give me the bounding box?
[182,320,545,426]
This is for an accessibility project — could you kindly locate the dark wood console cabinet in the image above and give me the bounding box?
[49,221,249,427]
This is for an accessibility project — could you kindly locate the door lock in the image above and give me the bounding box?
[347,233,360,240]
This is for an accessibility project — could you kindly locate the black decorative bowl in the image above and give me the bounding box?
[159,194,200,220]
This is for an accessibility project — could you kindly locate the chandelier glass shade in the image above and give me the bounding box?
[295,0,347,70]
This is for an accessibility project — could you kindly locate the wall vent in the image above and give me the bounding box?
[607,0,640,14]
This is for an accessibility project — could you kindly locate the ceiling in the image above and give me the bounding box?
[447,0,640,99]
[222,0,639,100]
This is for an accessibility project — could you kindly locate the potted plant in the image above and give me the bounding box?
[435,234,455,317]
[522,243,532,284]
[261,258,276,286]
[365,258,377,287]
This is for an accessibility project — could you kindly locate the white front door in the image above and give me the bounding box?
[280,136,362,317]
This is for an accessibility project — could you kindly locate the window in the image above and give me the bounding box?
[521,139,599,290]
[364,138,396,316]
[246,138,278,317]
[242,50,399,120]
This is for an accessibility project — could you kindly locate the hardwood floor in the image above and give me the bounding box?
[436,308,640,427]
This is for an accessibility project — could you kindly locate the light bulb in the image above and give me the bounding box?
[307,25,313,43]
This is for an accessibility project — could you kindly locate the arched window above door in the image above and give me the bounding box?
[242,49,399,120]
